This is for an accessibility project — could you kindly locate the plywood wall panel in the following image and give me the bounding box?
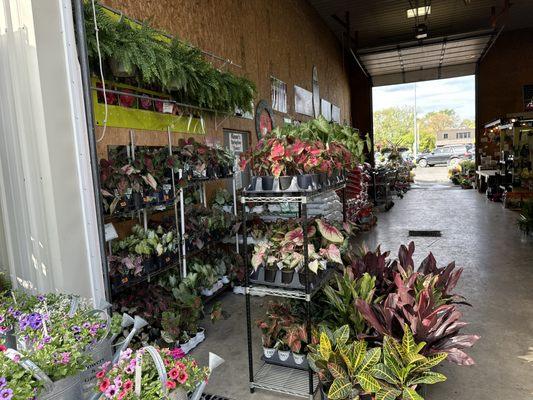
[97,0,351,151]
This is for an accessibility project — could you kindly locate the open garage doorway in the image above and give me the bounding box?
[373,75,476,185]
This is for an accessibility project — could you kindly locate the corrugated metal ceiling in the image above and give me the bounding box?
[307,0,533,83]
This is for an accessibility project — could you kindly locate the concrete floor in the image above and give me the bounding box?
[192,185,533,399]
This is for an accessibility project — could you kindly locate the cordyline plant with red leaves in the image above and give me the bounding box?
[350,242,480,366]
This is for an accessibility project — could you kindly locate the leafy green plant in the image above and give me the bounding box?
[85,3,256,112]
[308,325,382,399]
[370,325,447,400]
[318,272,376,337]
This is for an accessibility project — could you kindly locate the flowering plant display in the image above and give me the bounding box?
[1,291,115,382]
[95,347,209,399]
[0,347,44,400]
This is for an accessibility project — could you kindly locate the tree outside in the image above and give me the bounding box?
[373,107,475,153]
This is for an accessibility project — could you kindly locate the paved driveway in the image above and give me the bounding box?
[414,165,450,183]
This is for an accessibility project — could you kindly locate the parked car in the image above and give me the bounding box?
[416,145,473,167]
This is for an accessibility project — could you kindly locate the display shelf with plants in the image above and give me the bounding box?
[241,185,349,399]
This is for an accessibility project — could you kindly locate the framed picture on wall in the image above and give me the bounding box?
[321,99,331,121]
[294,85,313,116]
[271,77,287,113]
[331,104,341,123]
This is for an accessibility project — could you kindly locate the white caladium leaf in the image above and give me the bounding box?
[155,243,164,256]
[142,173,158,190]
[316,219,344,244]
[320,243,342,264]
[308,260,320,274]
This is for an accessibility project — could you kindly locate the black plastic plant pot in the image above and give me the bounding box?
[132,192,143,210]
[297,174,313,190]
[279,176,293,190]
[264,266,277,282]
[206,165,215,178]
[142,257,157,273]
[261,176,275,191]
[281,269,295,284]
[298,270,317,286]
[311,174,319,188]
[318,172,328,187]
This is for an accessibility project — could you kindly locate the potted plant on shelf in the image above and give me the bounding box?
[284,324,308,365]
[255,318,278,359]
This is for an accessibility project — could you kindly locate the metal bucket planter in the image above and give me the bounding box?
[1,330,16,349]
[80,337,113,399]
[40,374,82,400]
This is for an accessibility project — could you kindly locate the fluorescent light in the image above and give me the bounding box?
[407,6,431,18]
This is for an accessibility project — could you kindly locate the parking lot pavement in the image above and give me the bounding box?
[413,165,450,183]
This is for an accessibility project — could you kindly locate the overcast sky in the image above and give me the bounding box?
[372,75,475,121]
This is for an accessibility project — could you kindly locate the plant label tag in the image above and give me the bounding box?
[105,223,118,242]
[163,102,174,114]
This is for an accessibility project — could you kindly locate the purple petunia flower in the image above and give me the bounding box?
[37,295,45,302]
[82,322,91,329]
[0,315,4,324]
[27,313,42,330]
[71,325,81,333]
[0,377,6,388]
[43,335,51,344]
[0,388,13,400]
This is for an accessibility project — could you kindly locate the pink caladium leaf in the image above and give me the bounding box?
[251,242,269,270]
[291,140,306,156]
[269,142,285,160]
[319,243,342,265]
[142,173,158,190]
[121,164,135,176]
[284,227,304,247]
[307,225,316,238]
[271,162,284,178]
[316,219,344,243]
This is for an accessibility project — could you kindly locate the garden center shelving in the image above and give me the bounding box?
[105,128,181,301]
[241,181,346,399]
[179,174,239,276]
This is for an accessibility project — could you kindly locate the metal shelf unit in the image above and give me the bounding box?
[178,174,239,276]
[241,183,346,399]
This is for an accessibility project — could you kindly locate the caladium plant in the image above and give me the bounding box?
[316,219,344,244]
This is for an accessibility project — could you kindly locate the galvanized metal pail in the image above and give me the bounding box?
[39,374,82,400]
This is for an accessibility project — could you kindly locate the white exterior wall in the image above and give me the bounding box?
[0,0,105,301]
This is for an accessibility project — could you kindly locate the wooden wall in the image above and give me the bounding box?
[96,0,353,154]
[477,28,533,127]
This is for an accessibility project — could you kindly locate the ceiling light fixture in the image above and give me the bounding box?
[407,6,431,18]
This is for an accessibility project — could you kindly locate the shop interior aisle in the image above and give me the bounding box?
[191,186,533,400]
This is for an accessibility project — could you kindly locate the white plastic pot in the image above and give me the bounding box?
[221,275,230,284]
[292,352,305,365]
[263,347,276,359]
[278,350,290,361]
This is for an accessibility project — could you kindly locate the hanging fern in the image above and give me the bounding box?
[84,2,256,113]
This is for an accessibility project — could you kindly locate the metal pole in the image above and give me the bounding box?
[168,128,182,273]
[232,176,239,254]
[242,197,254,393]
[179,169,187,277]
[302,199,313,397]
[72,0,111,301]
[413,83,419,158]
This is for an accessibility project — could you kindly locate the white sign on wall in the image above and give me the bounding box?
[331,104,341,123]
[229,132,244,153]
[321,99,331,121]
[294,85,313,116]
